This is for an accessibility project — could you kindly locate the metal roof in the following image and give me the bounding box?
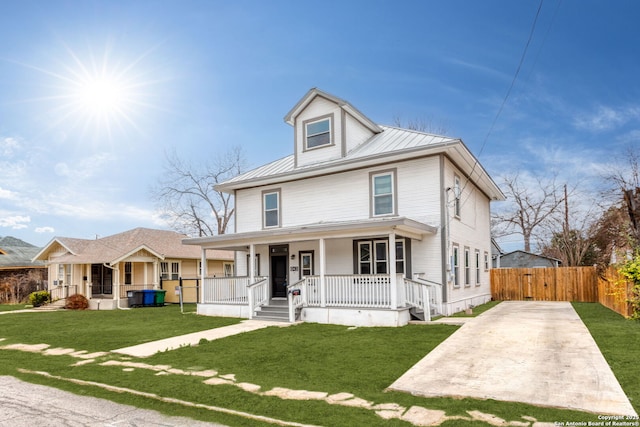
[217,125,504,201]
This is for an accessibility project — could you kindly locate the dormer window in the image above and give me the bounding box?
[305,116,332,149]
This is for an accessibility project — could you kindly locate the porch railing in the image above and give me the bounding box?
[404,276,444,321]
[291,274,391,308]
[49,285,78,301]
[248,277,269,319]
[286,278,306,322]
[202,276,266,305]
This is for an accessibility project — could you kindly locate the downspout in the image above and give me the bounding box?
[440,154,449,305]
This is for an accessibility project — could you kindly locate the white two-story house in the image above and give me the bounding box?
[184,88,504,326]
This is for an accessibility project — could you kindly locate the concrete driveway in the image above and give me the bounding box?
[389,301,637,416]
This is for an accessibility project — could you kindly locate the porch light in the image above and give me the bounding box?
[291,254,296,260]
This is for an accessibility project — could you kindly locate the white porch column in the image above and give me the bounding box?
[249,244,255,282]
[389,232,398,309]
[319,238,326,308]
[153,260,159,288]
[200,248,207,304]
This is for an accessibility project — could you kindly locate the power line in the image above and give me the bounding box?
[459,0,546,199]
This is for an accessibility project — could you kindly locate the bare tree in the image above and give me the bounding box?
[152,146,247,236]
[604,146,640,245]
[492,173,565,252]
[392,115,450,135]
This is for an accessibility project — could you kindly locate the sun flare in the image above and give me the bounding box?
[76,76,126,115]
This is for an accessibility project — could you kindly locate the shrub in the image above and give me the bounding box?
[65,293,89,310]
[28,290,50,307]
[617,255,640,320]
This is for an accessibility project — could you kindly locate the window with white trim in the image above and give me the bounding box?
[305,117,331,149]
[246,254,260,276]
[223,262,233,277]
[475,250,481,285]
[454,175,461,218]
[371,171,396,216]
[124,262,132,285]
[300,252,313,277]
[357,239,405,274]
[464,247,471,286]
[484,251,489,271]
[452,245,460,287]
[160,261,179,280]
[263,190,280,228]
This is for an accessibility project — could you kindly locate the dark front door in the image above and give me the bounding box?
[91,264,113,295]
[270,245,289,298]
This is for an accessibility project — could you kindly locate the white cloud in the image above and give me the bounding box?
[0,215,30,229]
[1,137,20,156]
[35,226,55,233]
[0,186,19,200]
[573,105,640,132]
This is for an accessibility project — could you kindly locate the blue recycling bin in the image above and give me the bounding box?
[142,289,155,306]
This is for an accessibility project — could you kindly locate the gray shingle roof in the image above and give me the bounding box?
[35,228,234,264]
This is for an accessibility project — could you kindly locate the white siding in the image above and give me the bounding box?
[235,157,443,233]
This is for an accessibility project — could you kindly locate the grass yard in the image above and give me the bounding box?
[572,302,640,414]
[0,302,627,426]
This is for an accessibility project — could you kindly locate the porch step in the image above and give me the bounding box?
[33,299,66,311]
[254,303,290,322]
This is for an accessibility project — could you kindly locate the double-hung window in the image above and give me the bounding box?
[464,247,471,286]
[124,262,132,285]
[161,261,179,280]
[305,117,331,149]
[452,245,460,287]
[263,189,280,228]
[454,175,461,218]
[357,239,405,274]
[475,250,481,285]
[371,170,396,216]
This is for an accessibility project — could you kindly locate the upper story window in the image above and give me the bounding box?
[371,170,396,216]
[454,175,461,218]
[263,189,281,228]
[305,117,331,149]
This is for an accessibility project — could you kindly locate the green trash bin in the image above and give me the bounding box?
[154,290,166,306]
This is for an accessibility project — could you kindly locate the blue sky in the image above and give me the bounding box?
[1,0,638,249]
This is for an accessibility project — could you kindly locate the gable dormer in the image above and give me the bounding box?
[284,88,382,169]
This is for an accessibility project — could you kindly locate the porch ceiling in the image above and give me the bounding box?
[183,216,437,250]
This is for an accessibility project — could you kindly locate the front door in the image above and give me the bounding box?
[91,264,113,295]
[270,245,289,298]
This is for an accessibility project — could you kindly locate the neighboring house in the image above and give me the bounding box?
[491,238,503,268]
[0,237,47,303]
[497,250,561,268]
[184,88,505,326]
[33,228,234,309]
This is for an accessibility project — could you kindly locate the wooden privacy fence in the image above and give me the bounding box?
[491,266,634,318]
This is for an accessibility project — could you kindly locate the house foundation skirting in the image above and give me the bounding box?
[443,292,492,316]
[300,306,412,327]
[197,303,251,319]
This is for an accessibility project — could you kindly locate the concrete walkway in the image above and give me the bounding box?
[113,319,293,357]
[0,375,225,427]
[389,301,637,416]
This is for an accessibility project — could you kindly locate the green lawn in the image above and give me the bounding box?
[0,303,628,426]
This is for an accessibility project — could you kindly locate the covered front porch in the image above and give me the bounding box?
[187,217,445,327]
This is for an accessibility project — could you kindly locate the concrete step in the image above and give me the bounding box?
[254,304,290,322]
